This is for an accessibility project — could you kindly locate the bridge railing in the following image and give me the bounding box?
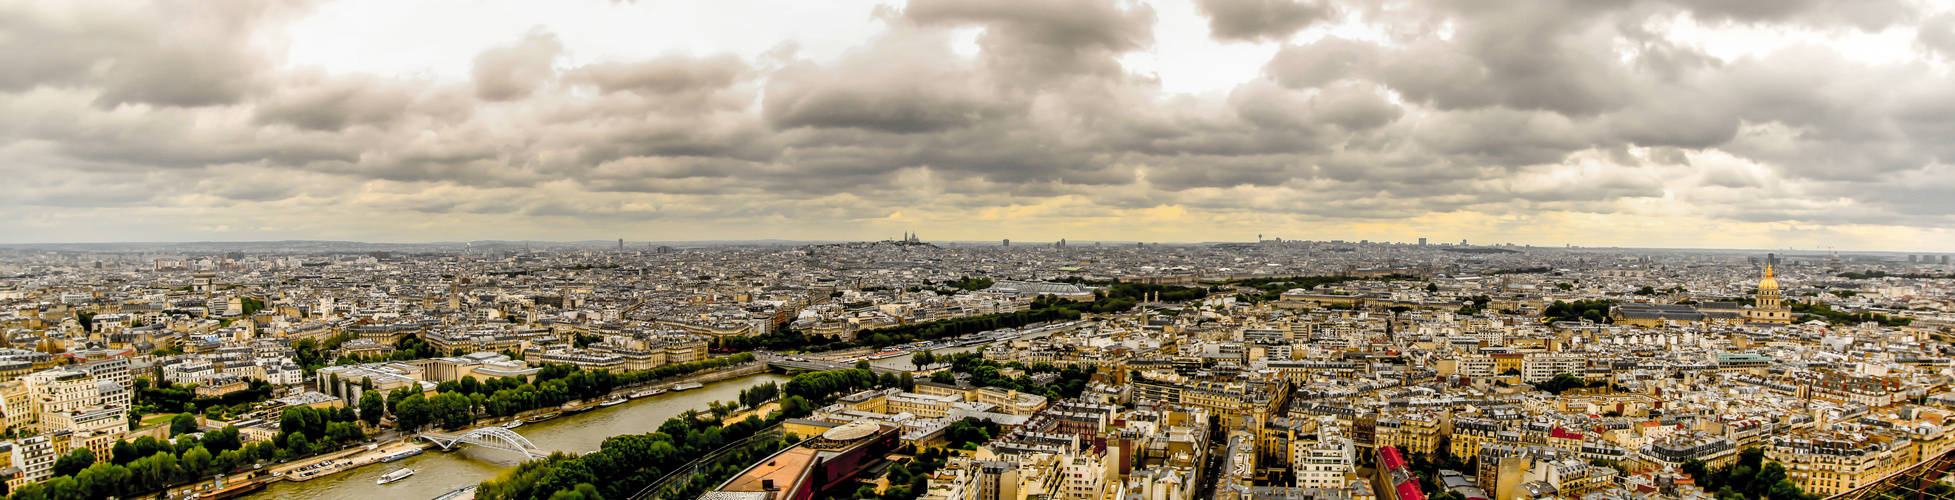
[625,423,786,500]
[422,427,546,459]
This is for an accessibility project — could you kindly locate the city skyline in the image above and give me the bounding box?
[3,0,1955,249]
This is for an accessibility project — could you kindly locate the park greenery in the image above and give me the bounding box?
[14,350,761,499]
[291,333,356,373]
[930,352,1098,400]
[483,365,967,500]
[1530,373,1609,395]
[132,377,276,419]
[476,414,780,500]
[715,306,1081,353]
[396,353,758,429]
[720,282,1215,355]
[1542,300,1615,324]
[1215,275,1423,302]
[1836,271,1951,280]
[1789,303,1912,327]
[6,425,276,500]
[940,417,1002,450]
[1682,448,1820,500]
[1455,295,1493,315]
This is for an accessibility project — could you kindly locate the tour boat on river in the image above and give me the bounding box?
[377,468,416,485]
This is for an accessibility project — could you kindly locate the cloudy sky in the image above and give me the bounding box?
[3,0,1954,250]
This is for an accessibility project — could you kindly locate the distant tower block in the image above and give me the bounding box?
[1002,239,1009,247]
[1418,238,1427,246]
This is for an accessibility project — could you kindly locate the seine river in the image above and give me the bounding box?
[248,373,792,500]
[250,329,1042,500]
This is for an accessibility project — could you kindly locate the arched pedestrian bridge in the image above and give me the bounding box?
[420,427,549,459]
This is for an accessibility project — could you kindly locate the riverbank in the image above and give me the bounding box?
[275,441,429,482]
[245,372,793,500]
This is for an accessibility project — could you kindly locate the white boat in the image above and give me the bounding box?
[503,420,524,429]
[379,448,423,463]
[672,382,703,391]
[377,468,416,485]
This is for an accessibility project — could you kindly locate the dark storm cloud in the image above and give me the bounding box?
[3,0,1955,241]
[1195,0,1334,43]
[0,0,307,107]
[253,73,421,131]
[906,0,1156,83]
[763,39,1014,134]
[568,55,746,95]
[473,31,563,101]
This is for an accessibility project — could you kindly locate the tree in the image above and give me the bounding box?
[430,392,475,430]
[170,413,200,435]
[1748,462,1787,498]
[1682,459,1709,483]
[182,446,214,477]
[1426,283,1440,293]
[854,360,872,371]
[899,372,915,392]
[328,421,367,444]
[111,439,138,466]
[930,371,956,384]
[284,433,311,456]
[397,393,434,431]
[75,461,132,499]
[52,447,95,477]
[779,396,812,418]
[913,350,935,368]
[359,390,386,426]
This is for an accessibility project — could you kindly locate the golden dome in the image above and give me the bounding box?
[1758,262,1779,291]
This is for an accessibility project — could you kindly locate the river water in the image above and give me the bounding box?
[251,326,1064,500]
[247,373,792,500]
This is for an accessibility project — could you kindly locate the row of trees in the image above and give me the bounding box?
[9,426,275,500]
[1455,295,1494,315]
[338,336,448,364]
[717,306,1083,354]
[941,417,1002,450]
[1789,303,1913,327]
[737,382,779,409]
[395,353,755,430]
[783,368,883,406]
[132,378,276,415]
[1221,275,1424,302]
[292,333,356,373]
[1542,300,1615,324]
[1531,373,1609,395]
[476,414,780,500]
[273,404,372,455]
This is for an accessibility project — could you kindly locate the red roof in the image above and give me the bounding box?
[1379,446,1407,471]
[1394,480,1427,500]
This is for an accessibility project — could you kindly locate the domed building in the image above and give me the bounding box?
[1745,254,1792,324]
